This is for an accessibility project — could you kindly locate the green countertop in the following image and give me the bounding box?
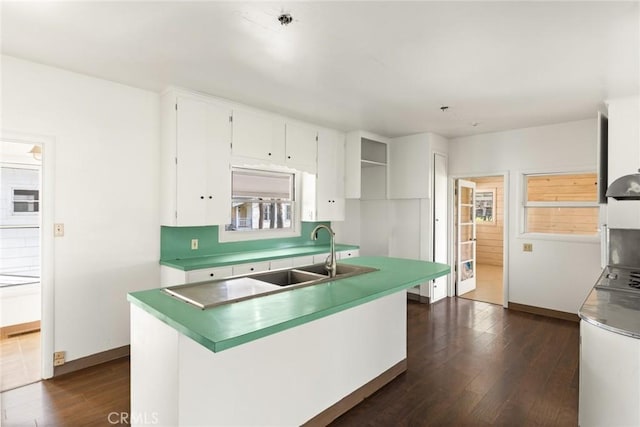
[160,244,359,271]
[129,256,450,353]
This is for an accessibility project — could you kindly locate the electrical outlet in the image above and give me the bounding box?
[523,243,533,252]
[191,239,198,250]
[53,351,65,366]
[54,223,64,237]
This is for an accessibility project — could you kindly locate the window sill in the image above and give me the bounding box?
[516,232,600,244]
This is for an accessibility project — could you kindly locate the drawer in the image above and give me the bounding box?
[269,258,294,270]
[291,255,314,267]
[338,249,359,259]
[232,261,270,276]
[312,253,331,264]
[186,266,233,283]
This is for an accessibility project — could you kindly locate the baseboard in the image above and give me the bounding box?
[508,302,579,323]
[1,320,40,339]
[53,345,130,377]
[303,359,407,426]
[407,293,430,304]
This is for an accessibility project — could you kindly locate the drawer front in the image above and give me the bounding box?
[232,261,270,276]
[338,249,359,259]
[186,266,233,283]
[269,258,294,270]
[312,253,331,264]
[291,255,314,267]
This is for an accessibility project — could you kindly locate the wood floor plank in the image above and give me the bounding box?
[0,298,579,426]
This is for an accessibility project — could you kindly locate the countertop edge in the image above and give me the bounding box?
[579,288,640,339]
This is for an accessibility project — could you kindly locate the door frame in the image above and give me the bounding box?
[1,130,56,379]
[448,171,509,308]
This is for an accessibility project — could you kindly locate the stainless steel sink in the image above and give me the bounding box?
[250,269,325,286]
[165,262,378,309]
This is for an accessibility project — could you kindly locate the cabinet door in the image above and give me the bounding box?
[176,97,211,226]
[316,129,345,220]
[431,279,446,302]
[205,102,232,225]
[176,97,231,226]
[607,97,640,228]
[285,122,317,173]
[232,109,285,163]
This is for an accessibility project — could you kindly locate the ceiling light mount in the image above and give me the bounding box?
[278,13,293,26]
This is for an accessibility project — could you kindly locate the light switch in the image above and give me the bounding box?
[54,223,64,237]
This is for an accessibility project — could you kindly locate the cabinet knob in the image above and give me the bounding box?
[268,152,272,156]
[209,196,213,199]
[287,155,291,159]
[210,273,214,277]
[250,267,254,271]
[200,196,204,199]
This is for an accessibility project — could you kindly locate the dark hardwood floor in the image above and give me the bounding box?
[1,298,579,426]
[331,298,579,426]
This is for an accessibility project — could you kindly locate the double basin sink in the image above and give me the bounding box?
[165,262,378,309]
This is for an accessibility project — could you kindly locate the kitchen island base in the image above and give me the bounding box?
[131,291,407,426]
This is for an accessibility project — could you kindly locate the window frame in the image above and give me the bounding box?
[11,186,40,215]
[218,166,301,243]
[519,170,601,242]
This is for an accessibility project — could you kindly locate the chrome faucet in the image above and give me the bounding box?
[311,224,337,278]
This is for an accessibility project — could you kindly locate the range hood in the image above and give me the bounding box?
[606,169,640,200]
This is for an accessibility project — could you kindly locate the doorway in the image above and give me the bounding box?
[0,140,42,391]
[455,175,505,306]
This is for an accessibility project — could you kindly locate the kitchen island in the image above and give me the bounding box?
[128,256,449,426]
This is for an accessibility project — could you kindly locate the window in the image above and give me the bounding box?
[226,168,295,232]
[523,172,598,235]
[12,189,39,214]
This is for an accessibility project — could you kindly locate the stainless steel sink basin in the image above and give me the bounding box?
[165,262,378,309]
[250,269,325,287]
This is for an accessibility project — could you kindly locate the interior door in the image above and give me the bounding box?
[457,179,477,295]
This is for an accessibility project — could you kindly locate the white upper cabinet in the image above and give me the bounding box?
[160,92,231,226]
[606,96,640,229]
[232,108,285,163]
[303,129,345,221]
[285,122,317,173]
[316,129,345,220]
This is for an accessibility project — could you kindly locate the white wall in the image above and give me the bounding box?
[449,119,601,314]
[1,56,160,361]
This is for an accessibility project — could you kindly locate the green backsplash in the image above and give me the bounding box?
[161,222,332,260]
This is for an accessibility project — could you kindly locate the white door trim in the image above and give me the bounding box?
[448,171,509,308]
[1,129,56,379]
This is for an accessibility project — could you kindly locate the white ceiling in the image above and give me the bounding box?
[2,1,638,138]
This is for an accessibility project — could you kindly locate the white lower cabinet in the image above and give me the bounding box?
[431,277,447,302]
[232,262,270,276]
[579,320,640,426]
